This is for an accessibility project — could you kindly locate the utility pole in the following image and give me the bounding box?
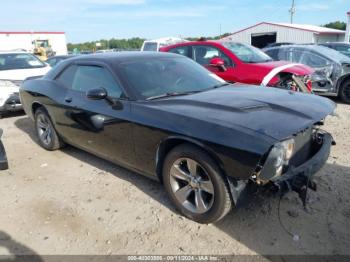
[346,11,350,43]
[289,0,296,24]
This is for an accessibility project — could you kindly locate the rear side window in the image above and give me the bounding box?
[56,65,77,89]
[72,65,122,98]
[265,49,279,60]
[168,46,191,58]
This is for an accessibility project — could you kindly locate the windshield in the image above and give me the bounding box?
[0,53,45,71]
[222,42,273,63]
[120,57,224,99]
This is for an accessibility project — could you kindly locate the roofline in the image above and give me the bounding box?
[0,31,65,35]
[228,22,345,36]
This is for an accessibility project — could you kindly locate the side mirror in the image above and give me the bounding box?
[209,58,227,71]
[86,88,107,100]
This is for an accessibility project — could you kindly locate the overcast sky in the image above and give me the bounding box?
[1,0,349,43]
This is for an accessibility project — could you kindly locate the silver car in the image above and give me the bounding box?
[264,45,350,103]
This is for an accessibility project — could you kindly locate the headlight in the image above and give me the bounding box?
[280,138,295,160]
[257,138,295,181]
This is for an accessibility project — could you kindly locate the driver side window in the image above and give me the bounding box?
[192,45,232,67]
[72,65,123,98]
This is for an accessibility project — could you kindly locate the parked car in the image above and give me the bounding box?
[46,55,76,68]
[265,42,294,48]
[141,37,187,52]
[263,45,350,103]
[160,41,314,93]
[0,129,8,170]
[20,52,335,223]
[0,51,51,117]
[319,42,350,58]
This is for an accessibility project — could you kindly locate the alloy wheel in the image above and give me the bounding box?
[36,114,52,146]
[169,158,214,214]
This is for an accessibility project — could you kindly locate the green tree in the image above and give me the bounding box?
[66,34,234,52]
[322,21,346,30]
[67,37,145,52]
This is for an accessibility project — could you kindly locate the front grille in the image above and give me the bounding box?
[6,93,21,105]
[289,127,313,167]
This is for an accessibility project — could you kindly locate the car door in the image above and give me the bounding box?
[55,62,136,167]
[191,45,236,82]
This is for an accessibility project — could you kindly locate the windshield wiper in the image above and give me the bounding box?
[146,83,231,101]
[210,82,231,89]
[146,90,202,101]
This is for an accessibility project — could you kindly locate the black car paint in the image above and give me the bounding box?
[20,52,335,183]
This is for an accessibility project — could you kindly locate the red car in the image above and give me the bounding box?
[160,41,313,92]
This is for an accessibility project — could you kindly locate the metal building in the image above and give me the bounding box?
[221,22,346,48]
[0,31,67,55]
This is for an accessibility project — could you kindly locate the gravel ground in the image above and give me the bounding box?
[0,101,349,258]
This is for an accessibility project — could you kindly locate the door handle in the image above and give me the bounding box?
[65,97,73,103]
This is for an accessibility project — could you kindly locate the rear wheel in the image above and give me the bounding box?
[163,144,232,224]
[34,107,64,150]
[339,79,350,104]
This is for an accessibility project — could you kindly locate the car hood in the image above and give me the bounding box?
[149,86,335,141]
[250,60,314,76]
[0,66,51,81]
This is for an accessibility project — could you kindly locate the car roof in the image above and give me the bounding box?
[65,51,180,63]
[44,51,184,80]
[266,44,350,62]
[48,55,76,59]
[160,40,227,51]
[320,42,350,46]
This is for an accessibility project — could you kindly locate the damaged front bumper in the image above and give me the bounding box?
[0,93,23,114]
[0,129,8,170]
[227,132,334,206]
[271,132,334,204]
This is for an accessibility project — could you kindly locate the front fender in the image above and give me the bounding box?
[156,135,227,182]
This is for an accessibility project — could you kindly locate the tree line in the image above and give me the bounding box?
[67,37,145,52]
[67,34,231,52]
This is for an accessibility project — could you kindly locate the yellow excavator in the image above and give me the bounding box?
[32,39,55,61]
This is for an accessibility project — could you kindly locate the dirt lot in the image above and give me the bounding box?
[0,101,349,258]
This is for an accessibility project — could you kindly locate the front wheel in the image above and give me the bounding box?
[34,107,64,150]
[163,144,232,224]
[339,79,350,104]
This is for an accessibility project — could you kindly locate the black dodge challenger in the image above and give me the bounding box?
[20,52,335,223]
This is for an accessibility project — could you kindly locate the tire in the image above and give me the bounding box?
[339,79,350,104]
[162,144,232,224]
[34,107,64,150]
